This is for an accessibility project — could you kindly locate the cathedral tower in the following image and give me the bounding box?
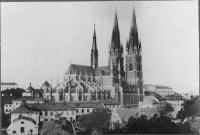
[91,24,98,70]
[108,10,124,79]
[124,8,143,107]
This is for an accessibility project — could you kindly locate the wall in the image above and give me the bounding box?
[7,119,38,135]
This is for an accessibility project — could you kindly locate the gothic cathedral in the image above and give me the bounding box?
[42,8,144,108]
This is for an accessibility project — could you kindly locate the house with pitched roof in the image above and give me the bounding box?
[7,116,39,135]
[39,113,76,135]
[11,103,41,125]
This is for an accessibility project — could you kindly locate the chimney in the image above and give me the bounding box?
[54,113,61,121]
[22,100,26,106]
[60,117,66,126]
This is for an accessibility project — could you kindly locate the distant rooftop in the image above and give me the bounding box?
[1,82,18,85]
[98,99,120,105]
[143,84,172,89]
[63,101,104,109]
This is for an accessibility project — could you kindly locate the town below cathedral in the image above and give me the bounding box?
[1,5,199,135]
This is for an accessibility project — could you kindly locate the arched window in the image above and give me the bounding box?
[129,63,133,71]
[21,121,24,124]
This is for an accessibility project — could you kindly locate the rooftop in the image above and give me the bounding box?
[66,64,95,76]
[62,101,104,109]
[11,105,39,113]
[28,102,76,111]
[1,82,18,85]
[40,119,75,135]
[1,96,17,104]
[98,99,120,105]
[164,94,185,101]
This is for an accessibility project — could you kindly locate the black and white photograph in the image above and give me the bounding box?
[1,1,199,135]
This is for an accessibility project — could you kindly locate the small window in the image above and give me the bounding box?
[45,112,48,116]
[30,129,33,132]
[82,109,84,113]
[87,109,89,112]
[50,112,53,116]
[129,63,133,71]
[21,121,24,124]
[76,109,78,113]
[10,105,12,107]
[51,119,53,121]
[6,109,8,112]
[45,119,48,121]
[40,112,42,115]
[20,127,24,133]
[6,105,8,107]
[16,102,18,105]
[61,111,63,115]
[12,131,16,134]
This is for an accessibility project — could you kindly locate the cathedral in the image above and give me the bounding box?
[42,9,144,108]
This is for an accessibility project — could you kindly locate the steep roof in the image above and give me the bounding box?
[11,105,39,113]
[40,120,75,135]
[98,99,120,105]
[66,64,95,76]
[1,96,17,104]
[63,101,104,109]
[116,108,160,121]
[95,66,110,76]
[42,81,50,87]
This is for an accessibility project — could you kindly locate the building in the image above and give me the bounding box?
[39,114,76,135]
[1,82,18,91]
[7,116,39,135]
[12,96,47,110]
[64,101,104,121]
[31,102,77,122]
[140,99,167,113]
[143,84,174,97]
[1,96,17,114]
[164,94,185,112]
[10,104,41,124]
[42,8,144,108]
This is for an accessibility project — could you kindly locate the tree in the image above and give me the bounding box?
[109,113,194,134]
[177,96,200,120]
[78,108,111,134]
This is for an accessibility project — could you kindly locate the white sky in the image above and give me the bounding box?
[1,1,199,95]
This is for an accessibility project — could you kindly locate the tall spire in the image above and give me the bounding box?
[91,24,98,70]
[92,23,97,50]
[131,8,138,32]
[111,9,120,50]
[128,7,139,54]
[113,9,118,30]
